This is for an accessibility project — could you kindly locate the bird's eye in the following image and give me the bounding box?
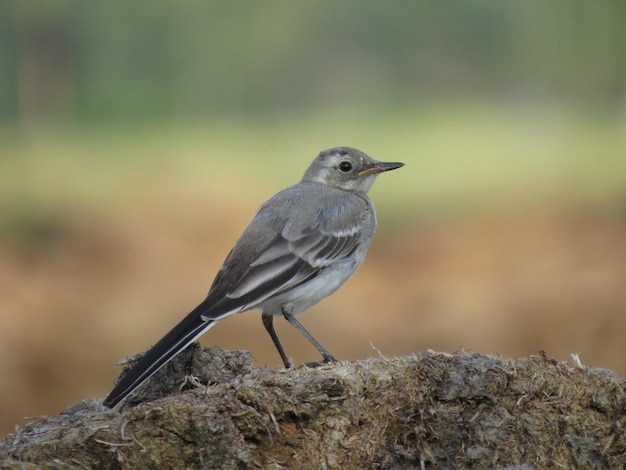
[338,161,353,173]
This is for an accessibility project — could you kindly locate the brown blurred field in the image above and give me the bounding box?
[1,106,625,437]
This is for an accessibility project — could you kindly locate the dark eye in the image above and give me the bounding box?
[338,161,353,173]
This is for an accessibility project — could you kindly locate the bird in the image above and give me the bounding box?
[103,146,404,408]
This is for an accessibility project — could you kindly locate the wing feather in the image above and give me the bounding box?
[201,186,371,319]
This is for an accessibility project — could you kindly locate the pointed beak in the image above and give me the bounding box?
[358,161,405,177]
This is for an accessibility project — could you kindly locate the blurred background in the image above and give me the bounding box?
[1,1,625,436]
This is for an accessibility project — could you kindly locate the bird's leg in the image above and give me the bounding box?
[281,307,337,364]
[262,313,294,369]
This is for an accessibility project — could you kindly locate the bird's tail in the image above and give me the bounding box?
[103,300,219,408]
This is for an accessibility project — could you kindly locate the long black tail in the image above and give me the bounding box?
[103,300,218,408]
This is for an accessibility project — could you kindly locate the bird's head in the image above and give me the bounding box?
[302,147,404,193]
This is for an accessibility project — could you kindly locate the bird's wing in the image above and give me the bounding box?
[203,188,370,315]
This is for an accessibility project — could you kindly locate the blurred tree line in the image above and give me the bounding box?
[0,0,624,126]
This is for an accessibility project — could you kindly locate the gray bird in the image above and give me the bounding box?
[103,147,403,408]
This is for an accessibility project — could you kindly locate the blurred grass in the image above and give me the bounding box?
[1,101,625,222]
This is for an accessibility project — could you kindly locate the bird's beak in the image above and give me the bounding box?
[358,161,405,177]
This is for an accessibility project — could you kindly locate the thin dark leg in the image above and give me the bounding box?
[281,308,337,364]
[262,313,294,369]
